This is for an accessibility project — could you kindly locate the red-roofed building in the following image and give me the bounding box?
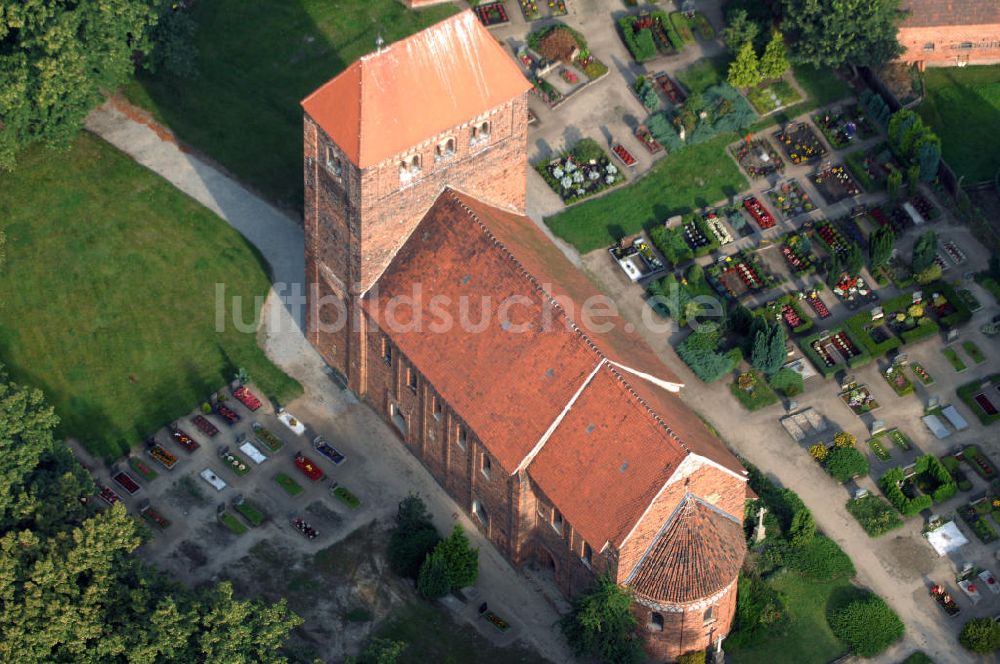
[302,11,748,660]
[898,0,1000,66]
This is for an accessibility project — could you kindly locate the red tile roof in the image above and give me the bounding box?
[901,0,1000,27]
[625,494,746,605]
[527,363,686,548]
[365,189,745,547]
[301,11,532,168]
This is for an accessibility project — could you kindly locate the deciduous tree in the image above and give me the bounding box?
[778,0,903,68]
[561,576,643,664]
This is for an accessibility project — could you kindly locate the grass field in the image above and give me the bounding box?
[728,570,855,664]
[917,65,1000,183]
[122,0,457,208]
[544,134,748,253]
[0,135,300,459]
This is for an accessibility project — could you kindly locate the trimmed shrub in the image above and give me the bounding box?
[914,454,957,503]
[416,548,451,600]
[959,617,1000,654]
[676,329,741,383]
[846,495,904,537]
[880,468,933,516]
[768,367,803,397]
[825,447,869,483]
[788,536,855,581]
[829,595,904,657]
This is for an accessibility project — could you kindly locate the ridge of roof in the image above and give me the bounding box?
[446,189,695,464]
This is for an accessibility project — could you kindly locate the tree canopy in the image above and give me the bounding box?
[728,41,762,89]
[0,367,302,662]
[0,0,190,169]
[560,576,643,664]
[777,0,903,68]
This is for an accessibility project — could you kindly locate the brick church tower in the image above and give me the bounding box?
[301,11,532,391]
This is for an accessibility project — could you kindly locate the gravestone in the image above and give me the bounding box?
[947,328,959,343]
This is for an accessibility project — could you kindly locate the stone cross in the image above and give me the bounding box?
[753,506,767,543]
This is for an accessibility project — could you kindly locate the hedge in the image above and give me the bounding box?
[900,317,940,344]
[618,18,657,61]
[825,447,869,483]
[787,535,856,580]
[844,313,901,357]
[879,467,933,516]
[929,280,972,328]
[846,494,904,537]
[915,454,958,503]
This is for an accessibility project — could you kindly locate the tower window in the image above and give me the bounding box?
[473,499,489,528]
[469,121,491,146]
[399,154,421,181]
[481,453,492,479]
[391,404,406,433]
[457,427,467,450]
[406,367,417,392]
[958,42,973,50]
[382,338,392,366]
[325,146,342,177]
[703,606,716,625]
[582,542,592,566]
[649,612,664,632]
[923,42,935,51]
[432,396,442,420]
[434,137,456,162]
[552,509,563,535]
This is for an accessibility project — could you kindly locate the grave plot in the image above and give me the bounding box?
[774,123,827,164]
[731,138,785,179]
[813,164,863,203]
[766,179,816,220]
[813,105,877,149]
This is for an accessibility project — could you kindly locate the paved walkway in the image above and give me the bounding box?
[85,102,572,663]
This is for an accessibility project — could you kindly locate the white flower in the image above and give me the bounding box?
[560,176,573,189]
[552,167,564,178]
[576,188,586,195]
[573,171,585,183]
[589,170,600,180]
[605,174,616,184]
[606,164,618,175]
[564,160,576,172]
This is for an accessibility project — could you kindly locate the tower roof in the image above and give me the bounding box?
[301,11,532,169]
[625,494,746,606]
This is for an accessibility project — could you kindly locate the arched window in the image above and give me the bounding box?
[435,137,456,162]
[325,145,342,177]
[399,154,421,181]
[469,121,491,146]
[481,453,492,479]
[581,542,592,566]
[649,612,664,632]
[473,499,489,528]
[552,509,563,535]
[703,605,716,624]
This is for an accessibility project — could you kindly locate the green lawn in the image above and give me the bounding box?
[545,134,748,253]
[0,135,300,459]
[676,54,729,94]
[728,570,854,664]
[917,65,1000,183]
[122,0,458,208]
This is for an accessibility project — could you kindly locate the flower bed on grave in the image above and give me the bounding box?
[888,428,912,451]
[709,252,772,299]
[233,385,262,411]
[882,364,915,397]
[929,584,961,617]
[841,383,879,415]
[274,472,303,497]
[113,471,141,495]
[535,139,624,204]
[805,290,830,319]
[742,195,776,229]
[129,456,158,481]
[294,453,324,481]
[635,125,663,154]
[527,24,608,82]
[732,138,785,179]
[475,1,510,27]
[653,72,686,105]
[767,180,815,220]
[147,443,177,470]
[484,611,511,632]
[234,500,266,526]
[814,220,852,257]
[612,144,637,167]
[960,501,999,543]
[141,505,171,530]
[99,485,122,506]
[763,294,814,334]
[332,485,361,509]
[252,422,285,452]
[518,0,566,21]
[170,427,199,453]
[962,445,998,479]
[704,212,733,246]
[803,330,868,377]
[774,123,826,164]
[781,233,815,274]
[911,363,934,385]
[213,402,240,425]
[813,164,863,203]
[220,449,251,477]
[192,414,219,438]
[813,105,876,149]
[617,11,683,62]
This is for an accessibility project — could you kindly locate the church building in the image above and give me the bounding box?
[301,11,748,660]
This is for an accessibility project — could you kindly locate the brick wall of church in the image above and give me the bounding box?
[899,24,1000,65]
[634,580,738,662]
